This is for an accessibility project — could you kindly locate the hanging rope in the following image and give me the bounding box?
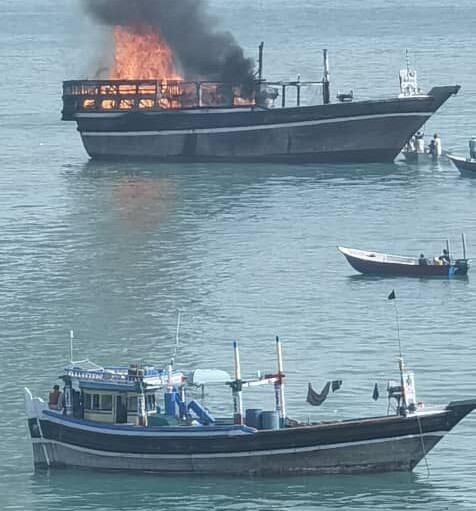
[416,413,431,477]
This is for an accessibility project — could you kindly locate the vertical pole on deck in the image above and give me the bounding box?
[232,341,243,425]
[69,330,74,364]
[137,382,147,427]
[399,356,407,413]
[296,75,301,107]
[258,42,264,84]
[197,82,202,108]
[64,377,73,417]
[281,85,286,108]
[275,336,286,427]
[462,233,467,259]
[322,49,330,105]
[446,239,451,260]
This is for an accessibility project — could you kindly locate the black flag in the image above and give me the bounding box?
[372,382,379,401]
[388,290,396,300]
[306,382,331,406]
[331,380,343,392]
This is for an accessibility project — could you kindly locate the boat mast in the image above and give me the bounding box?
[274,336,286,426]
[69,330,74,363]
[389,290,407,414]
[137,380,147,427]
[446,239,451,259]
[462,233,467,259]
[258,41,264,84]
[232,341,244,425]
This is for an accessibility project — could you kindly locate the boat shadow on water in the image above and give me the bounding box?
[65,158,416,186]
[29,470,468,510]
[347,273,469,283]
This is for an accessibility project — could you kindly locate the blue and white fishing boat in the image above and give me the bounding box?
[25,337,475,476]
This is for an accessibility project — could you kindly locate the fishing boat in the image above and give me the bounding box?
[24,336,475,475]
[338,240,470,278]
[61,48,460,163]
[447,154,476,176]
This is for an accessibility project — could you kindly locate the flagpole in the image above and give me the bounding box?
[232,341,244,425]
[388,290,406,413]
[69,330,74,364]
[275,336,286,427]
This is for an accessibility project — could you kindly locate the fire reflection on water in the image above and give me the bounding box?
[114,177,177,233]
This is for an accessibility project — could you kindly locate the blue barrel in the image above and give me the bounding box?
[245,408,263,429]
[260,410,280,430]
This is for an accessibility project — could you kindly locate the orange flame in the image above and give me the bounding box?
[109,26,182,81]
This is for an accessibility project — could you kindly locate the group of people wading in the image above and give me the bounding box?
[406,132,442,157]
[406,133,476,160]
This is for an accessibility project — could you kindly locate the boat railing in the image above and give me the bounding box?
[62,79,327,119]
[64,365,173,385]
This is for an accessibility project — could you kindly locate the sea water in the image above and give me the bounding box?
[1,0,475,509]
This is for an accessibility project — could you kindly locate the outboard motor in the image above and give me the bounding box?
[454,259,469,275]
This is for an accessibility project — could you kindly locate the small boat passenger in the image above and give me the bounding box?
[415,132,425,153]
[429,133,442,157]
[439,249,451,264]
[48,384,62,410]
[418,254,428,266]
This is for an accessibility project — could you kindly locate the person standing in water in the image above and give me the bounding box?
[469,136,476,160]
[429,133,442,157]
[415,131,425,153]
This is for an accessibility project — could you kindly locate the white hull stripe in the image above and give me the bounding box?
[76,107,261,118]
[33,431,445,460]
[81,112,432,137]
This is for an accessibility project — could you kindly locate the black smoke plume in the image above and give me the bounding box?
[82,0,256,85]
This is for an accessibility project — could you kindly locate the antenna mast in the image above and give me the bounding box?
[69,330,74,363]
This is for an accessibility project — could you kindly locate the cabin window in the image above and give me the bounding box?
[146,394,156,411]
[83,393,100,410]
[128,396,137,412]
[83,393,91,409]
[101,394,112,411]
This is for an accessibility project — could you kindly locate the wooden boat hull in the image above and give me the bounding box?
[448,154,476,176]
[65,86,459,163]
[27,400,475,475]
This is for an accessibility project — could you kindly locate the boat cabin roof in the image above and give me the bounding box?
[63,360,184,391]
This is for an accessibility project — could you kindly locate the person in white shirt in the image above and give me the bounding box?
[469,136,476,159]
[429,133,442,157]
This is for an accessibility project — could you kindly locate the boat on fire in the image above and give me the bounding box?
[25,336,475,475]
[338,241,470,278]
[62,48,460,163]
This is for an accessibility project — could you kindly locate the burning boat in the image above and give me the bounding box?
[62,2,460,163]
[62,50,460,163]
[25,336,475,475]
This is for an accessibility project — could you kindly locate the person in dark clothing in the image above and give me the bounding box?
[439,248,451,264]
[418,254,428,265]
[48,385,61,409]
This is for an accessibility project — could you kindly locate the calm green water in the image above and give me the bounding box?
[1,0,476,509]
